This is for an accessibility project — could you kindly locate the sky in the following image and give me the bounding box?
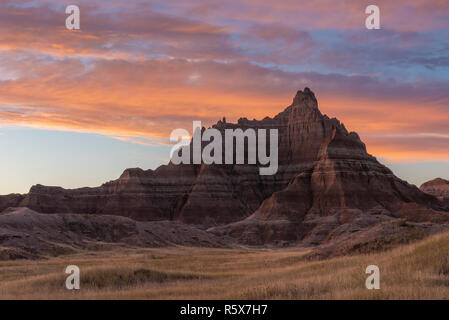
[1,0,449,194]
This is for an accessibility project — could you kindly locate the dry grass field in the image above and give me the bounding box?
[1,231,449,300]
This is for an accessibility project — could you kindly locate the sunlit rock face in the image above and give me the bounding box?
[420,178,449,199]
[421,178,449,204]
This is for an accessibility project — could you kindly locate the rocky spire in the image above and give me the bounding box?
[292,87,318,107]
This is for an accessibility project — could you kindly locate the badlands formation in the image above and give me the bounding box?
[1,88,448,259]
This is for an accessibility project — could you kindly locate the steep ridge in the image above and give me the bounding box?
[0,88,346,225]
[208,90,449,245]
[1,88,448,247]
[211,128,448,244]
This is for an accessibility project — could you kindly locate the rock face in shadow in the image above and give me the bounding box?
[1,88,448,250]
[0,207,230,260]
[0,88,354,226]
[210,115,448,246]
[0,194,25,211]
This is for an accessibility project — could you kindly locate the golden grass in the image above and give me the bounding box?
[1,231,449,299]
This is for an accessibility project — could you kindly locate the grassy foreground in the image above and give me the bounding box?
[1,231,449,299]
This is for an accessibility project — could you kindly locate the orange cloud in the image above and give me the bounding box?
[1,57,449,164]
[0,0,449,164]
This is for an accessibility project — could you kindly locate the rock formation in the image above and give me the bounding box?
[0,207,229,260]
[421,178,449,201]
[0,88,350,226]
[1,88,448,251]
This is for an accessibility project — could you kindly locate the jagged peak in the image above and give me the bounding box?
[212,88,321,126]
[119,168,146,180]
[292,87,318,107]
